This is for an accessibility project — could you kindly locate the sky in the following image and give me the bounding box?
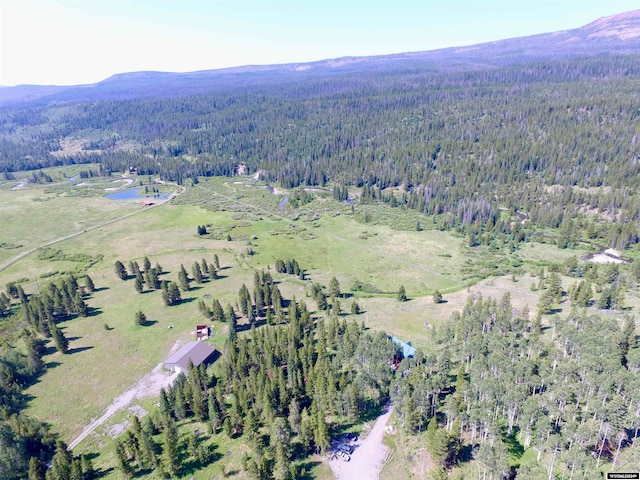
[0,0,637,86]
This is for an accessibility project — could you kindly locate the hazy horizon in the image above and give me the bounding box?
[1,0,636,87]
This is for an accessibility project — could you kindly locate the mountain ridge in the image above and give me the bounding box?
[1,9,639,107]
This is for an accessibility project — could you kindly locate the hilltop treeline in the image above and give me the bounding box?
[2,56,640,235]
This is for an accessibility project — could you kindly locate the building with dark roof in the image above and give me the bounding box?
[163,341,217,374]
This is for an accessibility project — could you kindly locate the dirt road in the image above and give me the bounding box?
[329,405,394,480]
[0,182,183,274]
[68,361,179,450]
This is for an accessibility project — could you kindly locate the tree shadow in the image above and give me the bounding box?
[91,286,109,292]
[94,466,115,478]
[296,460,322,479]
[179,450,223,476]
[43,345,58,356]
[237,319,266,332]
[141,320,158,327]
[68,345,94,354]
[178,297,197,305]
[458,443,474,463]
[207,350,222,364]
[86,306,103,317]
[501,424,524,460]
[45,360,62,369]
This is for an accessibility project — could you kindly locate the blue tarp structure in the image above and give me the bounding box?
[389,335,416,358]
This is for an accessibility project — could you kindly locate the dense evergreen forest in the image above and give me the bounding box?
[2,55,640,242]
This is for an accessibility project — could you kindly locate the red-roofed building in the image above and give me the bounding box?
[195,325,210,339]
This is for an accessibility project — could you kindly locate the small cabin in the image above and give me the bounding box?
[195,325,210,340]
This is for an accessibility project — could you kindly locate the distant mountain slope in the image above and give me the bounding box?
[1,9,639,108]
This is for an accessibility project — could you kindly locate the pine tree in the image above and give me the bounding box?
[161,282,171,306]
[201,258,209,277]
[135,310,147,326]
[28,457,46,480]
[84,275,95,293]
[114,260,127,280]
[350,301,361,315]
[168,282,182,305]
[129,260,140,276]
[178,264,190,291]
[433,290,443,304]
[143,256,152,273]
[397,285,407,302]
[50,321,69,354]
[426,416,449,467]
[208,393,222,432]
[314,407,330,454]
[239,283,251,316]
[150,267,161,289]
[162,418,180,476]
[211,299,224,322]
[192,261,203,283]
[80,454,95,479]
[228,304,237,344]
[214,254,220,270]
[73,291,88,316]
[329,277,341,298]
[69,459,83,480]
[138,427,158,470]
[115,440,134,479]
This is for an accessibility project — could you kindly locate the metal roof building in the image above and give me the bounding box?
[388,335,417,358]
[163,341,216,374]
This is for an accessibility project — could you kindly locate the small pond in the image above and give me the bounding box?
[105,188,171,201]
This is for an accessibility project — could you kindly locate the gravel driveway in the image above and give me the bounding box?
[328,405,394,480]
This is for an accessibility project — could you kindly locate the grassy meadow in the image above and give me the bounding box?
[2,169,636,478]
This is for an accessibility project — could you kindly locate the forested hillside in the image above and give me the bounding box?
[2,54,640,242]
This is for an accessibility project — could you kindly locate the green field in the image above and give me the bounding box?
[2,170,636,479]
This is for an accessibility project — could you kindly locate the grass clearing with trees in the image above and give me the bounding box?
[3,170,640,479]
